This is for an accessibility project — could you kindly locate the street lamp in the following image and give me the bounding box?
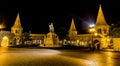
[89,25,95,51]
[0,25,3,31]
[0,24,5,31]
[89,24,95,28]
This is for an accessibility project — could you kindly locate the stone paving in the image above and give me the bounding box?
[0,47,120,66]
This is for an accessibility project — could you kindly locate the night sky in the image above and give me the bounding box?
[0,0,120,36]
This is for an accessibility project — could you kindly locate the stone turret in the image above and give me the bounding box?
[94,5,110,49]
[11,13,23,45]
[68,18,77,40]
[94,5,110,36]
[11,13,23,35]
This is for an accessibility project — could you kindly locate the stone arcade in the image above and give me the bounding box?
[0,5,111,49]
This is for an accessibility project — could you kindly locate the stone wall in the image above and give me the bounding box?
[113,38,120,51]
[0,31,14,46]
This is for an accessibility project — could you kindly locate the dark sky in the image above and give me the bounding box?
[0,0,120,36]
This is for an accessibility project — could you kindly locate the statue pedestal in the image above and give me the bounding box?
[41,32,61,47]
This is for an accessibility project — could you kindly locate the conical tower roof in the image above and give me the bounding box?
[12,13,23,30]
[69,18,77,31]
[95,5,109,28]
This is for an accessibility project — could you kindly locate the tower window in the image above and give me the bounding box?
[15,30,20,34]
[15,30,18,33]
[97,29,101,33]
[104,29,107,34]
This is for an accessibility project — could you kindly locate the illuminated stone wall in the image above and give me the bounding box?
[113,38,120,51]
[0,31,14,46]
[42,32,61,47]
[10,13,23,45]
[67,5,110,49]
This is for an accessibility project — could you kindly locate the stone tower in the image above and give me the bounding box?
[94,5,110,37]
[11,13,23,45]
[68,18,77,40]
[94,5,110,49]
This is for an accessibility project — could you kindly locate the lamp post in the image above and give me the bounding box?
[0,24,5,31]
[89,28,95,51]
[0,26,2,31]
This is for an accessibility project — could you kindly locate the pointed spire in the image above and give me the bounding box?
[95,4,109,27]
[69,18,77,31]
[12,13,23,29]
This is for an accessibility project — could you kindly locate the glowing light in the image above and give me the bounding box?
[77,40,79,43]
[0,26,2,29]
[107,39,110,41]
[87,59,98,66]
[40,49,61,55]
[0,24,5,29]
[94,33,98,36]
[3,36,7,39]
[89,24,95,28]
[89,28,95,32]
[106,52,114,66]
[1,36,9,47]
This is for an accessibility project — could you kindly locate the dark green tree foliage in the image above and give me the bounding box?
[57,27,68,39]
[109,22,120,38]
[24,32,32,41]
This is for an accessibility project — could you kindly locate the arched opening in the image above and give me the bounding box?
[93,40,100,50]
[1,36,9,47]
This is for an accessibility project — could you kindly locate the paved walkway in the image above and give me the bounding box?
[101,49,114,52]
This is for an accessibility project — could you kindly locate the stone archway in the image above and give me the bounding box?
[93,40,100,50]
[1,36,9,47]
[0,31,14,47]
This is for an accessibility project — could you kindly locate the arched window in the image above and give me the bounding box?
[97,29,101,33]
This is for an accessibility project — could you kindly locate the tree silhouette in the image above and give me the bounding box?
[57,27,68,40]
[109,22,120,38]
